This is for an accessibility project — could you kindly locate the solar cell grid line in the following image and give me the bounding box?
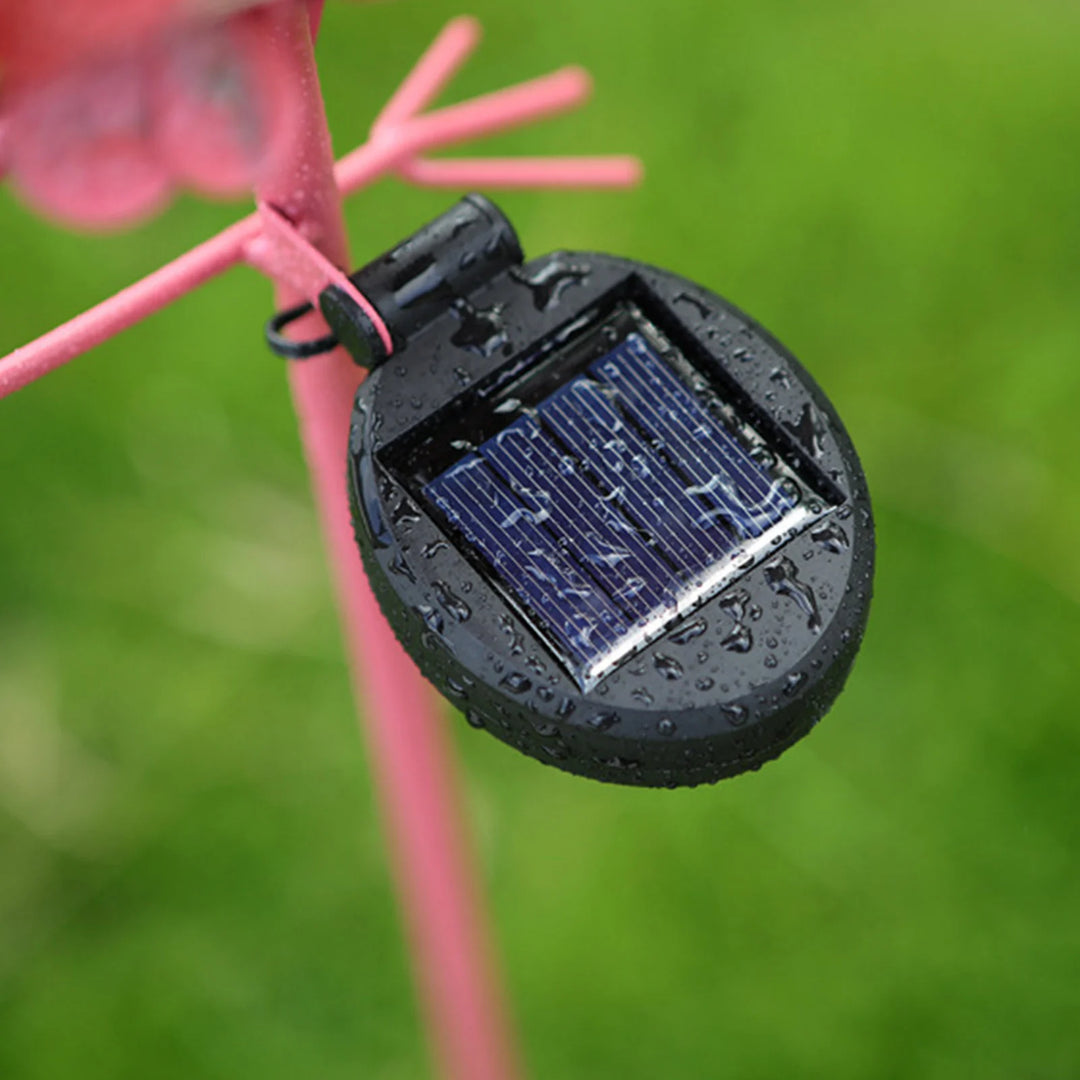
[428,458,629,666]
[485,417,680,612]
[590,336,794,538]
[604,343,795,537]
[426,454,629,665]
[481,426,673,624]
[480,416,678,621]
[547,377,733,571]
[538,378,732,574]
[601,353,789,540]
[597,336,773,504]
[620,335,774,499]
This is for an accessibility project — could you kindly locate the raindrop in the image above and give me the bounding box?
[654,655,684,680]
[433,580,471,622]
[501,672,532,694]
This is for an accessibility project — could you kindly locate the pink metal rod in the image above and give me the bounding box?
[371,15,481,136]
[400,154,644,189]
[0,216,258,398]
[257,8,523,1080]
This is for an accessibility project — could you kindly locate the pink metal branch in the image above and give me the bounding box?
[371,15,481,136]
[400,154,643,189]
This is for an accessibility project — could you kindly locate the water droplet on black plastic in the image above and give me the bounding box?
[450,298,508,356]
[764,556,822,632]
[588,712,619,731]
[501,672,532,694]
[654,655,684,680]
[675,292,710,320]
[721,624,753,653]
[658,718,677,736]
[811,520,850,554]
[786,401,827,458]
[416,604,444,635]
[511,259,590,311]
[722,704,748,726]
[390,549,416,583]
[433,580,471,622]
[669,617,707,645]
[784,671,807,696]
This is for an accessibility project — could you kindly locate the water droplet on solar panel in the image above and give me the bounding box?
[696,651,709,663]
[733,346,752,363]
[557,698,576,718]
[668,617,708,645]
[433,580,471,622]
[632,688,655,706]
[811,520,850,553]
[764,556,822,632]
[465,709,485,729]
[654,655,684,680]
[422,540,449,559]
[658,718,677,736]
[749,605,762,620]
[501,672,532,694]
[770,367,791,387]
[494,397,522,415]
[764,654,778,669]
[453,366,472,386]
[695,677,715,691]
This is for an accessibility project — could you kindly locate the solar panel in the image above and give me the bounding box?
[421,310,816,689]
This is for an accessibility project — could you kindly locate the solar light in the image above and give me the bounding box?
[271,195,874,787]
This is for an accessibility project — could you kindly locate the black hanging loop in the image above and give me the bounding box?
[265,301,340,360]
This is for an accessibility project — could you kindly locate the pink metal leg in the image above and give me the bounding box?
[255,7,522,1080]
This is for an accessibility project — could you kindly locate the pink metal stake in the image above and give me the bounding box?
[255,8,522,1080]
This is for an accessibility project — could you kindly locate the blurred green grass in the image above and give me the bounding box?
[1,1,1079,1077]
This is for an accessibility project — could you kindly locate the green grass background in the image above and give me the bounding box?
[2,1,1079,1076]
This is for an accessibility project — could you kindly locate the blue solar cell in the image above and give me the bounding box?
[423,329,799,686]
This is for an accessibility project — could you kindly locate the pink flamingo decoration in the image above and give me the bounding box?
[0,4,642,1079]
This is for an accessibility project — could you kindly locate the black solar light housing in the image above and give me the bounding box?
[318,195,873,788]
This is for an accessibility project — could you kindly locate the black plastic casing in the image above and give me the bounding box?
[343,200,874,788]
